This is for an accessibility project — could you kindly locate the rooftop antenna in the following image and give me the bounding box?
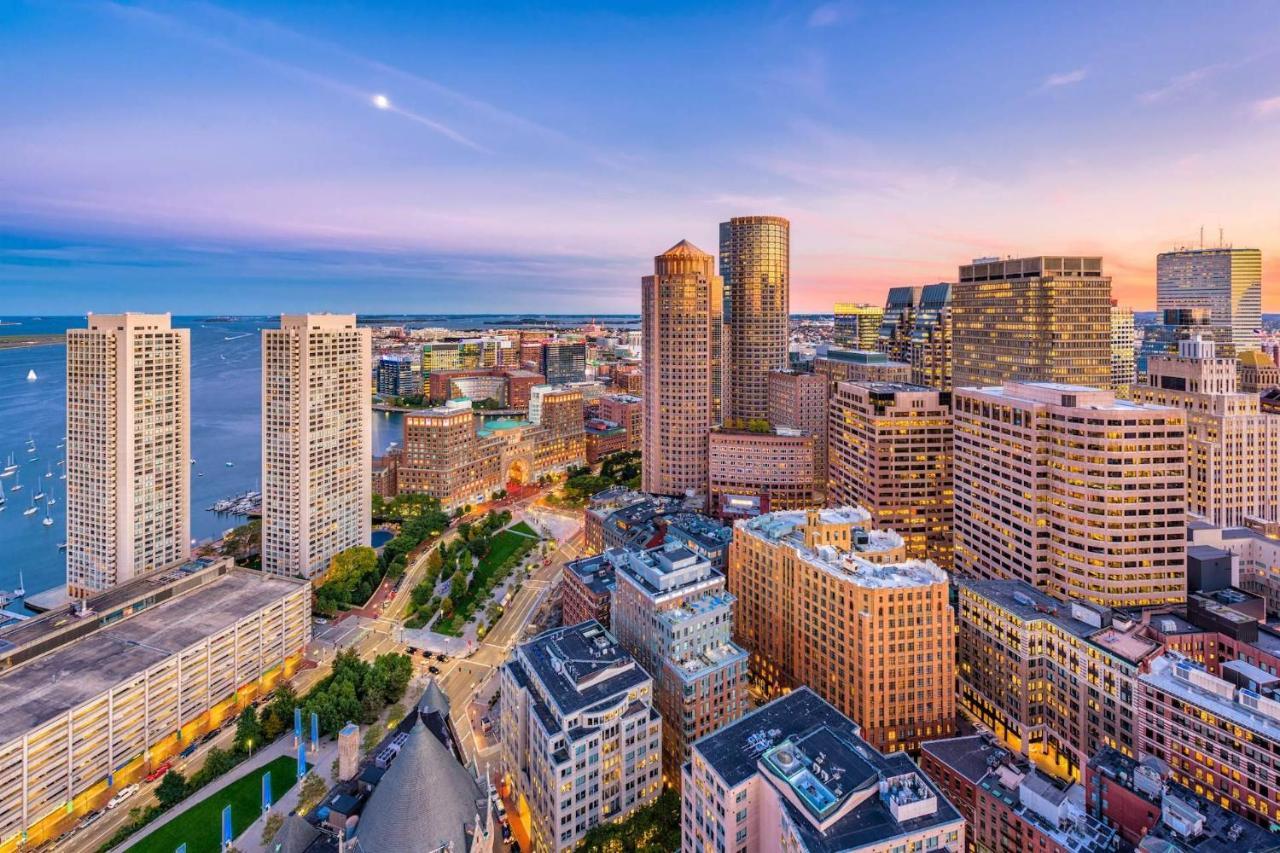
[1219,226,1224,248]
[1199,225,1204,249]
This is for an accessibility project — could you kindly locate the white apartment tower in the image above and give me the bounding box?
[262,314,371,579]
[66,313,190,596]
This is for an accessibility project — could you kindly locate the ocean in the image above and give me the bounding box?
[0,314,622,600]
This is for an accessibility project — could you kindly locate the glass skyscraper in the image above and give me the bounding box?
[1157,246,1262,356]
[720,215,790,423]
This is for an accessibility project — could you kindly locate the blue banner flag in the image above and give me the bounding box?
[294,707,303,745]
[297,741,307,779]
[221,804,232,847]
[176,845,187,853]
[262,770,272,812]
[310,711,319,752]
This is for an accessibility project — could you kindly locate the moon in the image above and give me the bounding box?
[372,94,391,110]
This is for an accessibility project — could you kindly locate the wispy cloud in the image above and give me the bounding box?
[1139,62,1229,103]
[1252,95,1280,117]
[1040,67,1087,90]
[807,2,855,28]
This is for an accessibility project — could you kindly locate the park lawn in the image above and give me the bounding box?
[127,755,300,853]
[435,528,538,636]
[509,520,538,537]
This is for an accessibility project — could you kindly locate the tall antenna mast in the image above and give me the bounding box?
[1199,225,1204,249]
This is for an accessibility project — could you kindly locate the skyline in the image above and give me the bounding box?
[3,1,1280,313]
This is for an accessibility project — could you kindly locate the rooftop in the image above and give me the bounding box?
[516,621,648,719]
[564,552,619,598]
[921,735,1017,784]
[1141,655,1280,743]
[963,381,1181,414]
[0,569,303,744]
[1140,783,1280,853]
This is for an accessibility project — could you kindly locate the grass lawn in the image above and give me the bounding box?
[128,755,300,853]
[435,527,538,636]
[509,520,538,537]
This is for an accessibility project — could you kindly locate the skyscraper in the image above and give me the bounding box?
[834,302,884,351]
[66,313,190,596]
[952,256,1111,389]
[720,215,789,422]
[1157,246,1262,355]
[641,240,722,500]
[909,282,953,391]
[539,339,587,385]
[875,286,922,360]
[262,314,371,579]
[1109,302,1136,389]
[953,382,1187,608]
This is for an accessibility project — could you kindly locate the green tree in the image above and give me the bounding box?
[298,773,328,813]
[234,706,264,754]
[260,684,298,741]
[262,812,284,847]
[450,573,467,600]
[155,771,188,808]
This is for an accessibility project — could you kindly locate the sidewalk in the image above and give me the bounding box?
[235,738,339,853]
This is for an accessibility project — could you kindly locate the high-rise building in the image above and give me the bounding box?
[1130,336,1280,528]
[1157,246,1263,356]
[729,507,955,753]
[421,336,516,377]
[376,353,420,397]
[610,544,748,781]
[642,240,722,501]
[66,313,190,596]
[707,426,816,518]
[1109,302,1136,389]
[875,287,921,360]
[1239,349,1280,393]
[262,314,371,579]
[813,347,912,390]
[499,621,662,852]
[597,393,642,452]
[540,340,587,385]
[828,382,953,567]
[683,687,966,853]
[953,256,1111,389]
[721,216,790,421]
[833,302,883,351]
[767,369,828,488]
[953,382,1187,608]
[909,282,953,390]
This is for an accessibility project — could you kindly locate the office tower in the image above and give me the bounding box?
[953,382,1187,608]
[610,544,748,780]
[421,336,516,377]
[562,550,619,627]
[729,508,955,753]
[952,256,1111,388]
[66,313,190,596]
[683,688,966,853]
[909,282,953,390]
[498,621,662,852]
[1157,246,1263,355]
[828,382,953,567]
[813,348,912,392]
[1130,336,1280,528]
[1239,349,1280,393]
[767,369,829,488]
[598,393,642,452]
[262,314,371,579]
[641,240,722,500]
[1137,654,1280,828]
[834,302,884,351]
[707,426,816,518]
[721,216,790,421]
[1109,302,1136,389]
[376,353,419,397]
[955,579,1162,781]
[540,340,587,385]
[399,391,584,508]
[0,558,309,847]
[877,287,922,359]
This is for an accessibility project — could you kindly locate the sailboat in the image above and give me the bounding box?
[44,464,52,479]
[10,476,21,492]
[42,504,53,526]
[46,496,56,506]
[14,574,24,597]
[25,369,35,382]
[31,484,44,501]
[23,494,37,516]
[1,453,15,478]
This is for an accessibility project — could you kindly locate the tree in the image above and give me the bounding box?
[361,725,381,755]
[155,771,188,808]
[202,747,236,778]
[298,773,328,813]
[260,684,298,740]
[262,812,284,847]
[234,706,264,754]
[450,573,467,601]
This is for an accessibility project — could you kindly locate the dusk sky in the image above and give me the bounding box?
[3,1,1279,314]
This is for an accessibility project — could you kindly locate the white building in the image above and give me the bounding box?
[66,313,190,596]
[262,314,371,579]
[1157,246,1263,356]
[1110,302,1136,389]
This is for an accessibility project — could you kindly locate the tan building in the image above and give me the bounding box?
[813,348,912,392]
[729,507,955,753]
[66,313,190,597]
[721,216,790,422]
[641,240,722,501]
[1157,246,1262,357]
[0,558,310,850]
[1110,301,1136,389]
[953,256,1112,389]
[262,314,371,579]
[953,382,1187,608]
[598,393,642,452]
[1130,336,1280,528]
[707,427,816,518]
[828,382,953,567]
[833,302,883,350]
[1239,349,1280,392]
[399,389,585,509]
[767,369,828,487]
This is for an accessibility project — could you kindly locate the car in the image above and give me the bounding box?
[180,742,198,758]
[510,841,521,853]
[106,784,139,810]
[80,811,103,828]
[501,823,512,842]
[427,665,440,674]
[436,653,447,662]
[314,617,329,625]
[200,731,219,745]
[144,761,172,782]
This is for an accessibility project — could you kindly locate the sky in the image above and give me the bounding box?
[2,1,1279,314]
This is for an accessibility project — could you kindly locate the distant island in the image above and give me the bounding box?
[0,333,63,350]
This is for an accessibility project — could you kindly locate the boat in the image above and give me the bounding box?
[57,542,67,551]
[23,495,36,516]
[13,574,23,597]
[27,456,38,463]
[1,453,16,478]
[46,496,55,506]
[25,370,35,382]
[224,333,250,341]
[10,478,21,492]
[42,505,52,527]
[225,461,235,467]
[44,464,52,479]
[32,488,44,501]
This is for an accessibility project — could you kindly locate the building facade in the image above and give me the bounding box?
[541,340,587,385]
[66,313,190,596]
[707,427,816,518]
[642,240,723,501]
[261,314,371,579]
[833,302,883,351]
[766,369,828,491]
[376,354,420,397]
[609,544,748,781]
[909,282,953,391]
[721,216,790,422]
[683,688,965,853]
[813,348,912,391]
[598,394,642,453]
[1131,336,1280,528]
[1110,302,1136,389]
[498,621,662,853]
[1157,246,1263,356]
[1239,350,1280,393]
[953,382,1187,608]
[729,508,955,753]
[0,558,309,850]
[561,550,619,628]
[952,256,1111,389]
[828,382,953,567]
